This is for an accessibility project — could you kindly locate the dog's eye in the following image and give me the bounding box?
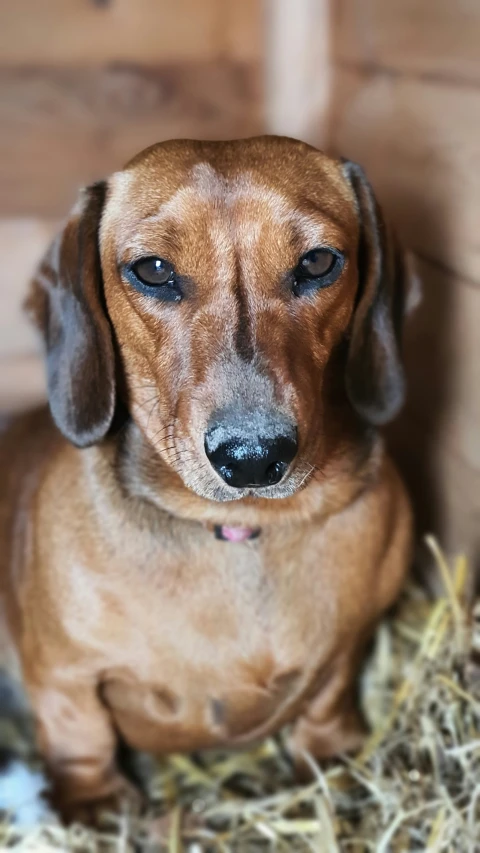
[133,257,172,285]
[293,248,344,296]
[301,249,335,277]
[124,257,181,302]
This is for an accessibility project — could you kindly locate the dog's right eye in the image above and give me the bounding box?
[133,257,172,285]
[292,248,344,297]
[124,257,182,302]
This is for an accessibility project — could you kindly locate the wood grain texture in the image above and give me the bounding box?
[333,0,480,83]
[386,258,480,561]
[389,413,480,564]
[0,62,262,217]
[223,0,263,62]
[0,354,46,413]
[0,0,262,65]
[328,68,480,284]
[265,0,332,144]
[0,219,57,357]
[400,258,480,474]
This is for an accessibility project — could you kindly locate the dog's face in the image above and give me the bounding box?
[28,137,407,506]
[100,140,362,502]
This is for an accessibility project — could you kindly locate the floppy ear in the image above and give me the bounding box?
[25,182,116,447]
[342,160,407,426]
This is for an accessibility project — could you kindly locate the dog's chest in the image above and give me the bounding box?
[97,533,334,752]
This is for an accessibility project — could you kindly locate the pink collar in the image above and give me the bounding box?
[214,525,261,542]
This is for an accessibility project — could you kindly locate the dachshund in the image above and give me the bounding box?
[0,136,413,818]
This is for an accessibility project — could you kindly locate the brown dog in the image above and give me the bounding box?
[0,137,412,816]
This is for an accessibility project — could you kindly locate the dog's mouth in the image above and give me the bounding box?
[214,525,261,542]
[176,451,318,507]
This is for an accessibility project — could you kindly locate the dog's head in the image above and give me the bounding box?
[27,137,409,506]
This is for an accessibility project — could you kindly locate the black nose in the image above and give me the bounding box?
[205,433,298,489]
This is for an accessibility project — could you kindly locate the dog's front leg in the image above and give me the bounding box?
[288,652,368,776]
[27,674,141,823]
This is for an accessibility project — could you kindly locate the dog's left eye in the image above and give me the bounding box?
[292,248,344,296]
[125,257,181,302]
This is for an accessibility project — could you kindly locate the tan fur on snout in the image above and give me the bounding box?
[0,137,412,819]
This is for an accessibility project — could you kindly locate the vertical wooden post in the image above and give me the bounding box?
[264,0,332,147]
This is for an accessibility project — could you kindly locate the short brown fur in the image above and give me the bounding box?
[0,137,412,817]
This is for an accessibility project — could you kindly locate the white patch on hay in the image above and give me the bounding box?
[0,760,50,825]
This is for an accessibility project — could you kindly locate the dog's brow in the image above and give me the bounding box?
[288,216,340,254]
[119,213,185,260]
[122,227,182,257]
[139,182,204,227]
[288,213,330,248]
[296,201,348,231]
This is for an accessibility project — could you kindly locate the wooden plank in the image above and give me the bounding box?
[265,0,331,145]
[400,258,480,473]
[0,62,262,217]
[223,0,263,61]
[0,0,225,65]
[389,414,480,562]
[0,354,46,414]
[387,256,480,558]
[327,68,480,283]
[333,0,480,83]
[0,219,57,357]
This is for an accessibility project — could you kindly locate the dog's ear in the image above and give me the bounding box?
[342,160,407,426]
[25,182,116,447]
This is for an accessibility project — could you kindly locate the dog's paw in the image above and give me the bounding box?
[287,710,368,782]
[59,779,144,828]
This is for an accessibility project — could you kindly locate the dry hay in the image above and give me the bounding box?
[1,536,479,852]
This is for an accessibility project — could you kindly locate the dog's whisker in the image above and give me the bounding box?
[145,402,161,432]
[137,394,161,410]
[296,464,316,490]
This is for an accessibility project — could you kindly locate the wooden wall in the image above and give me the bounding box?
[0,0,262,409]
[1,0,478,561]
[326,0,480,561]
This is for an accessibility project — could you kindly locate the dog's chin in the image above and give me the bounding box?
[178,466,315,504]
